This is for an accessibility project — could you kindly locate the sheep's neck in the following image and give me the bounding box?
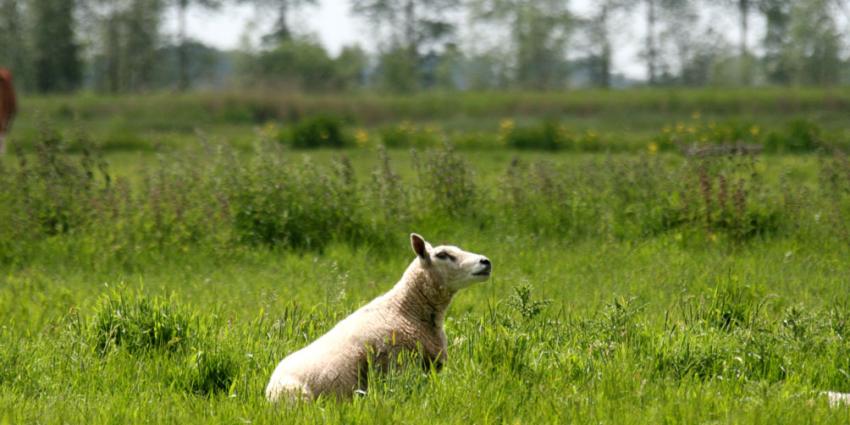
[394,264,455,329]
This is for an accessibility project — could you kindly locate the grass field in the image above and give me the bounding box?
[2,91,850,423]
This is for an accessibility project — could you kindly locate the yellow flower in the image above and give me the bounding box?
[260,122,279,138]
[499,118,515,143]
[709,233,718,243]
[499,118,515,132]
[647,142,659,155]
[692,111,702,120]
[354,128,369,147]
[750,125,760,137]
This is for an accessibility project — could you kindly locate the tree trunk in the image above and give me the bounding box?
[403,0,418,88]
[177,0,189,90]
[738,0,750,85]
[646,0,657,85]
[600,4,611,88]
[277,0,290,41]
[738,0,749,57]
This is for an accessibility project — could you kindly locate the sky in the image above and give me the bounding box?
[169,0,748,80]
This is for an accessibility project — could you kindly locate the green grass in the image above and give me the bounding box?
[3,94,850,423]
[9,88,850,152]
[2,234,850,423]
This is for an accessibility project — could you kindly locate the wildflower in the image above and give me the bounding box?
[750,125,760,137]
[709,233,718,243]
[647,142,659,155]
[260,122,278,139]
[499,118,515,134]
[354,128,369,147]
[692,111,702,120]
[499,118,515,143]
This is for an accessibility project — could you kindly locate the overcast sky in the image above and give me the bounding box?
[169,0,750,80]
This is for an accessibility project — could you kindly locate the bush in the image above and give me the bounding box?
[231,149,377,249]
[764,118,822,152]
[413,144,478,218]
[286,115,349,149]
[379,121,441,148]
[503,120,568,151]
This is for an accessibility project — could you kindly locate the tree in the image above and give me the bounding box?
[583,0,630,88]
[758,0,843,85]
[334,45,368,90]
[657,0,700,84]
[172,0,221,90]
[0,0,31,91]
[31,0,82,92]
[720,0,753,84]
[759,0,793,84]
[787,0,842,85]
[240,0,317,43]
[471,0,572,90]
[352,0,456,91]
[249,36,338,90]
[87,0,165,92]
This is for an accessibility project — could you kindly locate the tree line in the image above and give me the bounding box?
[0,0,848,93]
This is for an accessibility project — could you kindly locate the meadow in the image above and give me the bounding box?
[2,90,850,423]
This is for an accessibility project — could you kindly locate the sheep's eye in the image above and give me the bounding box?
[435,252,455,262]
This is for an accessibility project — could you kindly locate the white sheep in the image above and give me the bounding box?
[265,233,492,401]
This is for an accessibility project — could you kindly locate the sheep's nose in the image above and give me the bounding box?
[480,258,491,267]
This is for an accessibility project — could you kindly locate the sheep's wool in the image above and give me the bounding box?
[266,234,492,401]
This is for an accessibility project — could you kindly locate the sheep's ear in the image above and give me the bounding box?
[410,233,431,263]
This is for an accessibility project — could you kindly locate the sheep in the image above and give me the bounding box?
[265,233,492,402]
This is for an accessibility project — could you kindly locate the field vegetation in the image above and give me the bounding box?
[11,89,850,153]
[2,92,850,423]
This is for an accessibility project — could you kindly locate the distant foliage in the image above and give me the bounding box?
[379,121,442,148]
[286,115,350,149]
[503,120,568,151]
[765,119,822,153]
[1,128,849,269]
[413,144,478,218]
[654,115,825,153]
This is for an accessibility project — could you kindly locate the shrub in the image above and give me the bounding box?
[286,115,349,149]
[653,119,763,152]
[764,118,822,152]
[504,120,569,151]
[413,144,478,218]
[379,121,441,148]
[231,148,376,249]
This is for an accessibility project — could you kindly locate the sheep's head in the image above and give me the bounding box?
[410,233,492,290]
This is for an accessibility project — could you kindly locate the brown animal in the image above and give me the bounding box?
[0,68,18,155]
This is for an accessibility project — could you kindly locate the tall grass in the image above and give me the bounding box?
[2,123,850,422]
[3,131,849,270]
